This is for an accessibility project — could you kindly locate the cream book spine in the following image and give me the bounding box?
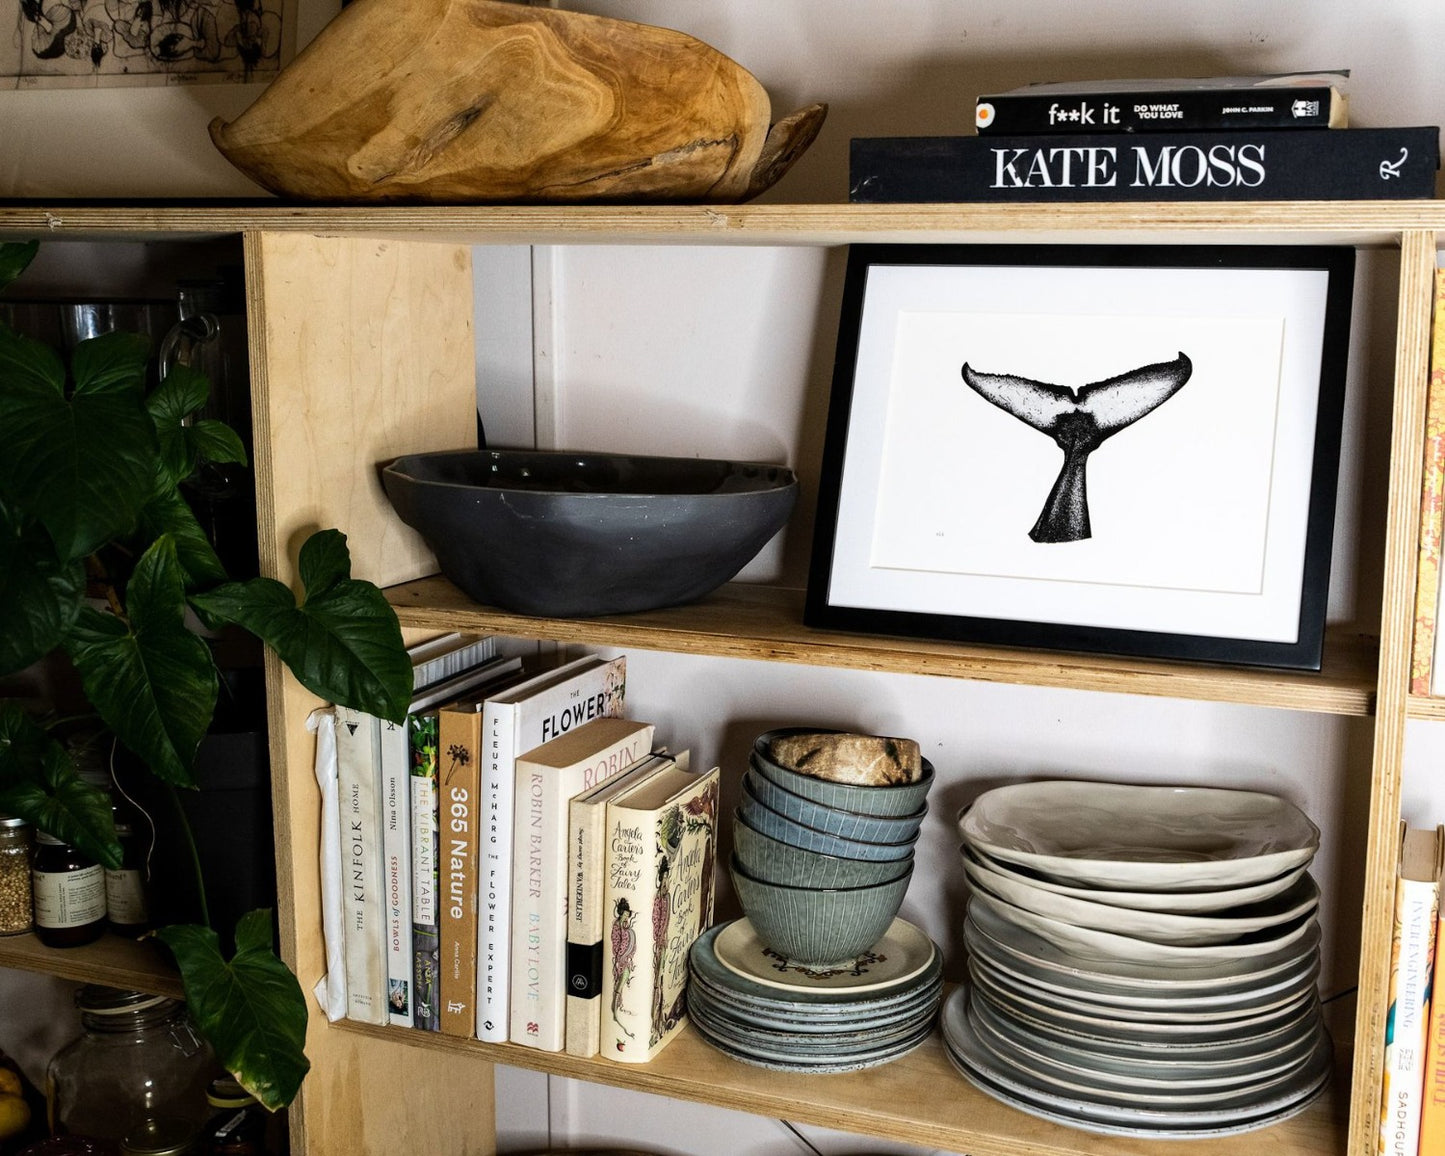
[508,717,656,1051]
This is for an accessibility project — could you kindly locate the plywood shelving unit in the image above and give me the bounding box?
[0,200,1439,1156]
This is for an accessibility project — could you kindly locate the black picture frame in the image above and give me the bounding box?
[804,243,1355,671]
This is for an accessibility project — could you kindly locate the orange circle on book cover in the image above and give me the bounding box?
[975,101,995,128]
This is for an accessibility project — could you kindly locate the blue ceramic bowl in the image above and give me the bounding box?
[743,767,928,844]
[382,449,797,617]
[738,776,920,862]
[732,809,913,889]
[752,728,935,818]
[729,853,913,966]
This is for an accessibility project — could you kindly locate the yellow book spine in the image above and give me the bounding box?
[1420,908,1445,1155]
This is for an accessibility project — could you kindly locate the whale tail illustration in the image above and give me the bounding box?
[961,352,1193,543]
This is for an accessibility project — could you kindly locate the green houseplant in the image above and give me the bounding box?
[0,240,412,1110]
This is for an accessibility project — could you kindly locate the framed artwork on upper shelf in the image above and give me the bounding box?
[804,243,1355,671]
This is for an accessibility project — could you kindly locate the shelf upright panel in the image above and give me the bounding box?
[1348,228,1440,1156]
[243,229,496,1156]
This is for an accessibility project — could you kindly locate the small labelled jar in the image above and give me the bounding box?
[104,819,153,939]
[32,834,106,948]
[0,816,34,935]
[198,1077,267,1156]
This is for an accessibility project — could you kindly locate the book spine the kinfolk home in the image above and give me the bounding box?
[849,127,1439,203]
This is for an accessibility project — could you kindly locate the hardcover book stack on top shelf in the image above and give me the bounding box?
[850,70,1441,202]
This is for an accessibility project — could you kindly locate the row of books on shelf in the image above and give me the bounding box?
[313,636,720,1064]
[1383,823,1445,1156]
[849,70,1439,202]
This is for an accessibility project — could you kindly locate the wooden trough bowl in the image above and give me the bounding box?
[209,0,827,203]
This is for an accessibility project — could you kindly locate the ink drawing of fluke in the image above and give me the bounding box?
[961,352,1193,543]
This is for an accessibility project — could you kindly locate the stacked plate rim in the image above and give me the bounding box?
[946,780,1331,1139]
[687,916,943,1073]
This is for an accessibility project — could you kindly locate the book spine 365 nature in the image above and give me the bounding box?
[438,705,484,1038]
[334,706,386,1025]
[601,768,720,1064]
[1381,834,1441,1156]
[409,712,442,1031]
[1418,267,1445,695]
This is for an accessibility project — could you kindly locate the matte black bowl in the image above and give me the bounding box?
[382,449,798,617]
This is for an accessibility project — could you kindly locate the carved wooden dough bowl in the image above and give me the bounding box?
[209,0,826,203]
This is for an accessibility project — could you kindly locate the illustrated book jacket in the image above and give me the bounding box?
[599,761,720,1063]
[509,716,657,1051]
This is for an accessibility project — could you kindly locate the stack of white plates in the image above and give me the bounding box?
[945,780,1332,1139]
[686,916,943,1073]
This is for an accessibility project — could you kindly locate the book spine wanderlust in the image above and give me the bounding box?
[975,84,1345,135]
[564,752,675,1058]
[379,717,414,1028]
[1382,826,1443,1156]
[849,127,1440,203]
[334,705,386,1025]
[509,718,656,1052]
[600,766,720,1064]
[1420,267,1445,695]
[1419,865,1445,1155]
[409,711,442,1031]
[477,655,627,1043]
[437,703,485,1038]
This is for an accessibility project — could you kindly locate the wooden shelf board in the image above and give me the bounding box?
[387,577,1379,716]
[336,1017,1348,1156]
[0,200,1441,246]
[1406,693,1445,720]
[0,931,183,999]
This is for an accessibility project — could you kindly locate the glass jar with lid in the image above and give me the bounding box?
[47,986,217,1150]
[0,816,34,935]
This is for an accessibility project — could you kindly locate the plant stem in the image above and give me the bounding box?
[167,784,211,929]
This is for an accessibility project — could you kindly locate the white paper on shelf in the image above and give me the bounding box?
[309,707,348,1023]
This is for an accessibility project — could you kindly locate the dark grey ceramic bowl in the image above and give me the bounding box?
[743,767,928,843]
[382,449,798,616]
[732,809,913,889]
[739,776,921,862]
[752,728,935,818]
[729,853,913,966]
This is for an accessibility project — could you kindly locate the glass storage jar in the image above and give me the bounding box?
[47,986,216,1151]
[31,834,106,947]
[0,816,34,935]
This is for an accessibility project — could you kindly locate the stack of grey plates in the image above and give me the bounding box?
[945,780,1333,1139]
[686,916,943,1073]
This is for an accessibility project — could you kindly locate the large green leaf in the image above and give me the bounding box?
[0,498,84,676]
[0,241,38,294]
[137,483,229,591]
[0,703,121,869]
[192,530,410,723]
[0,329,159,560]
[64,536,218,787]
[156,909,310,1111]
[147,365,248,486]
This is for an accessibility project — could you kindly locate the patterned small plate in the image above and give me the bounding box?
[713,916,936,994]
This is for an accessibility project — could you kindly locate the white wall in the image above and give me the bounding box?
[478,2,1445,1151]
[6,0,1445,1150]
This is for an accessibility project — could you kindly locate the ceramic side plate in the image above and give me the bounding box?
[957,781,1319,891]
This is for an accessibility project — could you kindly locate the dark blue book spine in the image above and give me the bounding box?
[849,128,1440,203]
